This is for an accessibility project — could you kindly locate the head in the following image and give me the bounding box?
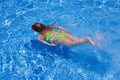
[32,23,46,33]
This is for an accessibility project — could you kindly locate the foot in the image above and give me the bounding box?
[86,37,95,45]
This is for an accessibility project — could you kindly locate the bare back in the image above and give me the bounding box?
[41,26,54,35]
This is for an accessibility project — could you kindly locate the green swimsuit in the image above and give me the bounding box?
[44,30,66,42]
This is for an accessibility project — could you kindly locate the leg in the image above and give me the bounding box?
[66,33,95,45]
[65,34,87,43]
[86,37,95,45]
[58,37,87,46]
[57,38,73,46]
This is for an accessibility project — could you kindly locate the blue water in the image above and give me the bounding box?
[0,0,120,80]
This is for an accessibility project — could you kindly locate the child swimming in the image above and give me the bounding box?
[32,23,95,46]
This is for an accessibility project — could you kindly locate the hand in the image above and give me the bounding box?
[65,31,70,34]
[50,43,56,46]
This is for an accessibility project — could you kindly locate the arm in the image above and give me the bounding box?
[38,35,56,46]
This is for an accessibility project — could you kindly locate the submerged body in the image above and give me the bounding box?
[32,23,95,46]
[44,30,66,42]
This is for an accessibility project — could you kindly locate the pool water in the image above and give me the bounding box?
[0,0,120,80]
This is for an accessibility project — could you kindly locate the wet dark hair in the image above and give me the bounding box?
[32,23,46,33]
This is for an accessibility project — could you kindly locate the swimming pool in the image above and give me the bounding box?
[0,0,120,80]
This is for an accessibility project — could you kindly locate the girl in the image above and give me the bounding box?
[32,23,95,46]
